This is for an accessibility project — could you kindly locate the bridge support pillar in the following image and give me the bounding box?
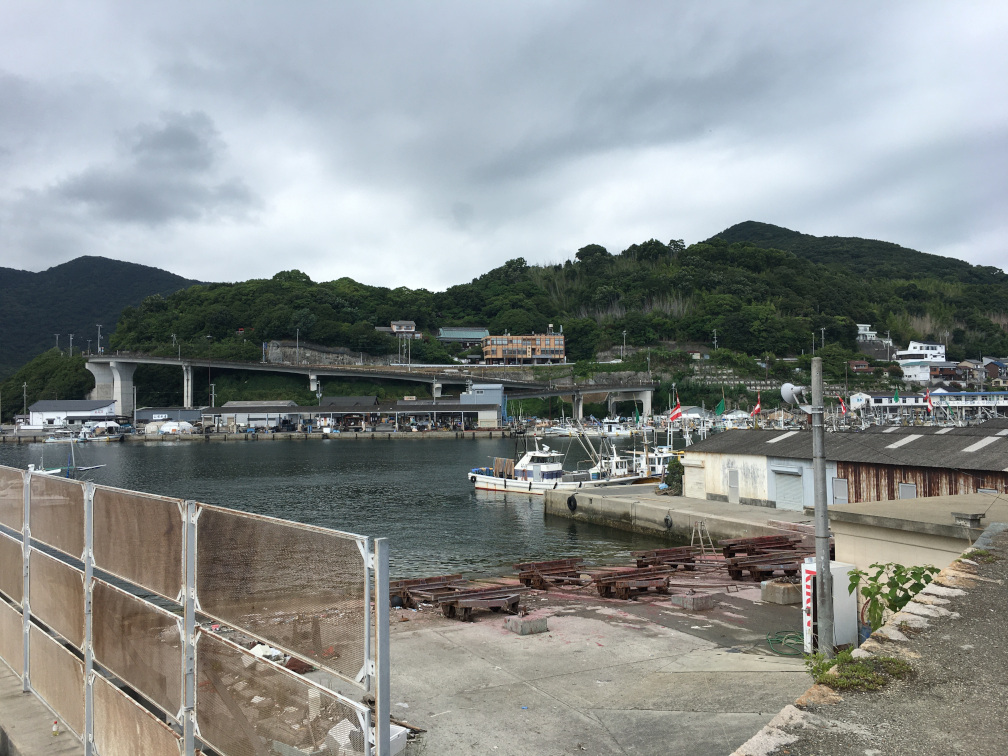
[309,373,319,392]
[640,390,652,418]
[573,392,584,421]
[432,381,442,399]
[182,365,194,409]
[109,361,137,418]
[86,363,114,402]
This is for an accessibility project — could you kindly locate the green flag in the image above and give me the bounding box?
[893,387,900,402]
[715,398,725,415]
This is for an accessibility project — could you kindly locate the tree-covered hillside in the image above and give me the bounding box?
[0,256,197,377]
[109,230,1008,364]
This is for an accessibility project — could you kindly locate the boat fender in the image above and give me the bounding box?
[529,482,532,492]
[664,513,673,529]
[553,482,558,489]
[567,495,578,512]
[470,475,476,483]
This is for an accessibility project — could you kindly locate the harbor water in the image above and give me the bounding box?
[0,436,675,577]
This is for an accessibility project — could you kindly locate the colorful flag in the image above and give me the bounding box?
[837,394,847,416]
[750,392,761,417]
[926,389,933,413]
[715,398,725,415]
[669,393,683,421]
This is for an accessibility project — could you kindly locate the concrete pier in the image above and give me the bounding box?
[545,487,812,541]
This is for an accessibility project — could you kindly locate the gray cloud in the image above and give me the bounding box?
[51,111,257,226]
[0,2,1005,287]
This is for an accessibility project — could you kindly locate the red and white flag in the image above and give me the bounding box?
[669,392,683,421]
[750,391,761,417]
[837,395,848,416]
[926,389,933,413]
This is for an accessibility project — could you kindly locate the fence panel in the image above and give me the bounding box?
[92,579,183,718]
[196,632,369,756]
[28,549,84,649]
[93,674,183,756]
[0,466,23,532]
[0,598,21,677]
[196,505,368,687]
[0,530,22,604]
[28,623,84,737]
[93,486,184,602]
[28,474,84,559]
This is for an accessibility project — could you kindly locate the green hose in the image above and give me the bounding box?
[766,630,804,656]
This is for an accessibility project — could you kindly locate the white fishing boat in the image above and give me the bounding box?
[467,435,650,494]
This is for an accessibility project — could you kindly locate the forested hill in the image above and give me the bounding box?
[712,221,1006,285]
[0,256,197,377]
[108,228,1008,368]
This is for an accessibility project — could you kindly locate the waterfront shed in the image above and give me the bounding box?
[26,399,117,429]
[682,419,1008,511]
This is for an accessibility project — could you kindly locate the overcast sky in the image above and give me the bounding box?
[1,2,1005,291]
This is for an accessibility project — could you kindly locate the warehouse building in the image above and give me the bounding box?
[682,419,1008,511]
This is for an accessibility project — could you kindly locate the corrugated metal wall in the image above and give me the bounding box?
[836,461,1008,502]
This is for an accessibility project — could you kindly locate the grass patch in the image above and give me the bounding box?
[806,650,912,692]
[969,549,999,564]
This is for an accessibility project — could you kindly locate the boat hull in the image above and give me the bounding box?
[468,472,648,495]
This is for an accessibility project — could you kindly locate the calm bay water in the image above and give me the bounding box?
[0,436,672,577]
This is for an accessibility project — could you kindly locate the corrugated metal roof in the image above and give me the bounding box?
[686,420,1008,472]
[29,400,115,412]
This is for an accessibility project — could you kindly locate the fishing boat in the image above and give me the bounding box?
[31,438,105,478]
[467,435,650,494]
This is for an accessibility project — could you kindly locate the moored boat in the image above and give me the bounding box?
[467,436,650,494]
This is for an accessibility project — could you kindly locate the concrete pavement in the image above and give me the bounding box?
[393,582,810,755]
[0,664,82,756]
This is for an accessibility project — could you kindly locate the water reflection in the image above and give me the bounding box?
[0,437,676,577]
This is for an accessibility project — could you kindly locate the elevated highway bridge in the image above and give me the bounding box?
[85,354,655,420]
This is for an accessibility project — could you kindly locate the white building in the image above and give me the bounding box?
[895,341,945,362]
[25,400,117,430]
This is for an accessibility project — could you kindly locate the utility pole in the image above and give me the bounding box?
[96,324,102,354]
[23,382,27,415]
[69,334,74,356]
[622,330,627,361]
[296,328,299,365]
[812,357,834,657]
[712,329,718,350]
[820,327,826,350]
[55,334,60,353]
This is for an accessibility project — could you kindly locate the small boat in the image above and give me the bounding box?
[31,438,105,479]
[467,435,650,495]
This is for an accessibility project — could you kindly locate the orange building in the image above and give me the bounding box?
[481,325,565,365]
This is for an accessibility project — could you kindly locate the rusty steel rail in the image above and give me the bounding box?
[514,558,587,589]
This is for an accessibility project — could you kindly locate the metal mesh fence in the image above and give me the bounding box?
[0,597,21,677]
[93,486,184,602]
[28,474,84,560]
[28,623,84,737]
[0,466,23,532]
[196,505,367,687]
[196,632,369,756]
[93,674,183,756]
[92,579,183,718]
[0,530,22,605]
[28,549,84,649]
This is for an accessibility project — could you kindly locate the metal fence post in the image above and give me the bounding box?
[362,537,372,693]
[83,482,95,756]
[21,470,30,693]
[374,538,390,756]
[183,500,197,756]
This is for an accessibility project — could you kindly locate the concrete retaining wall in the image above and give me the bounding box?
[544,489,796,541]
